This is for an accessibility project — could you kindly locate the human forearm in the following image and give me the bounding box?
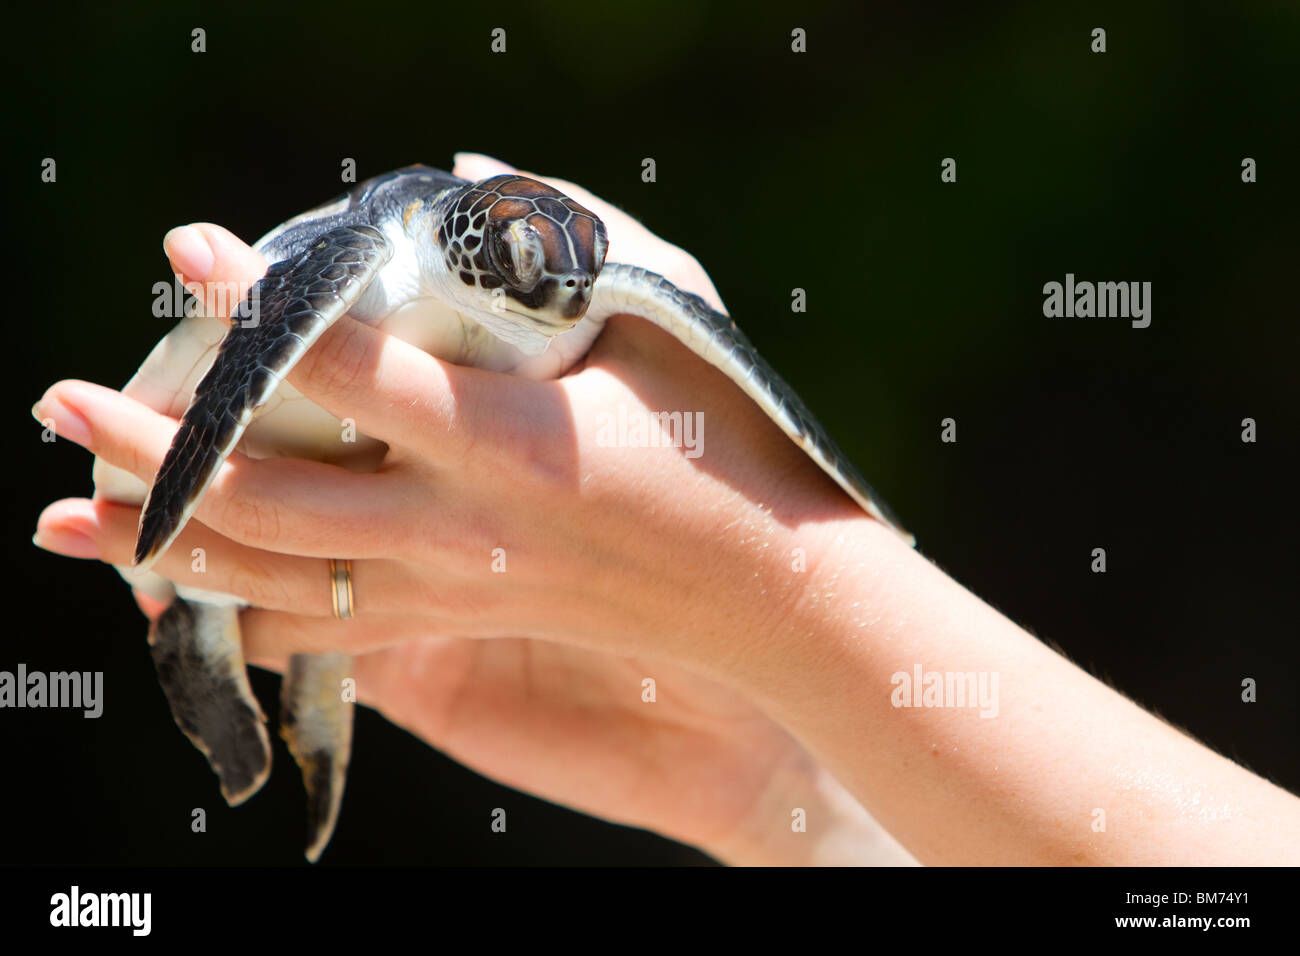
[741,516,1300,865]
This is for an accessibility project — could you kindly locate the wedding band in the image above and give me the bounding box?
[329,558,355,620]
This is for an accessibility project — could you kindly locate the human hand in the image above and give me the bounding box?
[33,154,913,864]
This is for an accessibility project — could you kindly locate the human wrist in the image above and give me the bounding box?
[714,508,909,705]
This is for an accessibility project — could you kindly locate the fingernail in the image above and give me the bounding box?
[164,225,215,281]
[33,527,100,559]
[31,392,92,447]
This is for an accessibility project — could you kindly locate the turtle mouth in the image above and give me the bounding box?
[501,306,577,333]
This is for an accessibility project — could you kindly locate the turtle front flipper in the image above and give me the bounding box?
[589,263,915,546]
[149,597,271,805]
[133,224,393,572]
[280,652,354,862]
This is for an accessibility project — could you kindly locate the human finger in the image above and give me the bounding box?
[163,223,268,314]
[35,496,406,618]
[33,379,415,560]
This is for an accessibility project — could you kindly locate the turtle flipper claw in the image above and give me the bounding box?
[148,597,271,805]
[280,652,354,863]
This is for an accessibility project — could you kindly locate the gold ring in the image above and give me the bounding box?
[329,558,355,620]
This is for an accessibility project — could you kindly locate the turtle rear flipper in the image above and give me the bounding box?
[149,597,271,805]
[280,652,354,863]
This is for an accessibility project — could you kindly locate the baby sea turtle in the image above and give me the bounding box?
[92,164,912,861]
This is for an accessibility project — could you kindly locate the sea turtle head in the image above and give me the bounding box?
[435,174,608,354]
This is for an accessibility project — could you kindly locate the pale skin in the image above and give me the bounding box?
[33,154,1300,865]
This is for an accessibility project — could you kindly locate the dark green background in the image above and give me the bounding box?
[5,1,1297,864]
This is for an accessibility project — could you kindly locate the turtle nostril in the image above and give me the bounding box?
[563,270,593,293]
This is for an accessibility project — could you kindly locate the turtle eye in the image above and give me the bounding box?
[495,220,544,292]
